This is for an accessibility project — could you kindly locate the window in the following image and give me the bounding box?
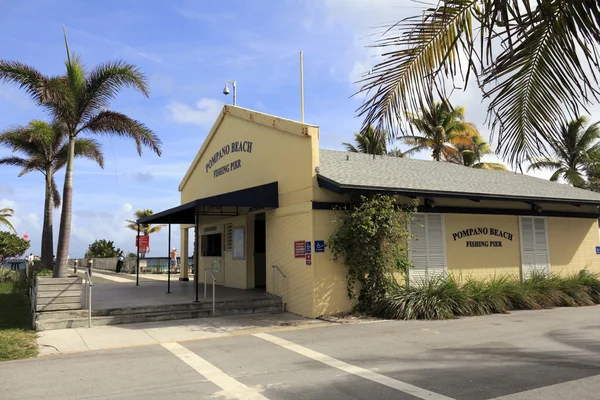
[201,233,222,257]
[409,213,447,283]
[519,216,550,279]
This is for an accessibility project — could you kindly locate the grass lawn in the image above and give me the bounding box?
[0,282,37,361]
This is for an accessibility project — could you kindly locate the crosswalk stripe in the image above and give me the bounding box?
[161,342,269,400]
[254,333,455,400]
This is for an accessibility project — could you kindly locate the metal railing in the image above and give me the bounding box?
[83,264,93,328]
[271,265,286,313]
[204,268,216,316]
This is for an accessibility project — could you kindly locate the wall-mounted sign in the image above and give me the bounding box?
[294,241,306,258]
[596,246,600,255]
[315,240,325,252]
[204,226,218,233]
[305,241,312,254]
[451,227,514,248]
[205,141,253,179]
[306,254,312,265]
[232,227,245,260]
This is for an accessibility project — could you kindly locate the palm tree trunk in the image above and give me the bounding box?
[54,136,75,278]
[42,167,54,271]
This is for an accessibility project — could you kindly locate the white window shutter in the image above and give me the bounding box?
[426,214,446,279]
[533,217,550,274]
[409,213,446,284]
[519,216,550,279]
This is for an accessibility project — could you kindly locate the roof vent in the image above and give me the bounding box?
[346,155,349,161]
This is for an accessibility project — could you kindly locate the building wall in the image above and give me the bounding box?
[444,214,522,280]
[179,107,319,209]
[312,209,357,316]
[197,214,249,289]
[266,203,315,318]
[548,217,600,275]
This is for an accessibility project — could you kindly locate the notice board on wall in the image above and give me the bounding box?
[232,227,245,260]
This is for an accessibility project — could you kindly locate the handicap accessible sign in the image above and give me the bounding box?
[305,241,312,254]
[315,240,325,253]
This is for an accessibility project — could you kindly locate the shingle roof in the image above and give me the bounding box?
[318,149,600,205]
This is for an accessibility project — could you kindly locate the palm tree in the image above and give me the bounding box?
[0,208,16,233]
[343,126,388,155]
[527,116,600,188]
[126,209,163,257]
[400,100,479,161]
[0,30,162,277]
[453,136,507,170]
[0,120,104,269]
[355,2,600,167]
[342,126,410,157]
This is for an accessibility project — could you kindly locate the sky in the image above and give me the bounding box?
[0,0,595,257]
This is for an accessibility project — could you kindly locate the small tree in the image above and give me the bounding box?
[84,239,121,258]
[328,194,416,311]
[0,231,30,264]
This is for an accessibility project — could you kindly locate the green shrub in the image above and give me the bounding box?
[0,269,18,283]
[373,275,473,320]
[373,270,600,320]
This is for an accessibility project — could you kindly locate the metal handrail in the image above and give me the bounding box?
[204,268,216,316]
[84,270,93,328]
[271,265,286,313]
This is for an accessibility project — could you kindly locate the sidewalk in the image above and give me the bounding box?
[37,313,330,356]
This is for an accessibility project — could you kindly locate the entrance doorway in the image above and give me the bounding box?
[254,213,267,288]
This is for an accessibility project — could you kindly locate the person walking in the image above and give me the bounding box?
[116,251,125,273]
[170,247,178,273]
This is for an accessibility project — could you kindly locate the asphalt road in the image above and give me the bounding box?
[1,306,599,400]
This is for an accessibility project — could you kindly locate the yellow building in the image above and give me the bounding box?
[139,106,600,318]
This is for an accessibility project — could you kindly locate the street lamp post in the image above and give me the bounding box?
[223,80,237,106]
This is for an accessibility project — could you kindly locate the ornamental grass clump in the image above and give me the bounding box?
[373,271,600,320]
[372,275,472,320]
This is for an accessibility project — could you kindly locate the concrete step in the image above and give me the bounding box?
[36,310,88,320]
[35,303,283,331]
[91,298,281,317]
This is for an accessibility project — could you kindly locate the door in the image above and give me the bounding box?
[254,214,267,288]
[408,213,447,284]
[519,216,550,279]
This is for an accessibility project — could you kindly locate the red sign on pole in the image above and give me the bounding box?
[305,254,312,265]
[294,241,306,258]
[136,235,149,248]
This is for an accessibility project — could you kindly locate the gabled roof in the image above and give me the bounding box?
[317,149,600,205]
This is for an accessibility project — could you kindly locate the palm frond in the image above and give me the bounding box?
[472,162,507,171]
[55,138,105,170]
[342,142,360,153]
[51,176,61,208]
[484,2,600,165]
[0,208,16,234]
[527,158,562,172]
[80,111,161,156]
[356,1,478,142]
[0,61,70,114]
[81,61,150,120]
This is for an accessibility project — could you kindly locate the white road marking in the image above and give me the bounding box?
[254,333,455,400]
[161,342,269,400]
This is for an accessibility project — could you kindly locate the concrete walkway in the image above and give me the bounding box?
[37,312,330,356]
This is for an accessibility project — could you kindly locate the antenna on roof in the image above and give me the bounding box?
[300,51,305,123]
[346,155,349,161]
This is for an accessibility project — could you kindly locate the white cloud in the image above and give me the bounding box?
[167,98,224,126]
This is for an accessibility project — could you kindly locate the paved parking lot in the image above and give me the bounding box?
[1,306,599,400]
